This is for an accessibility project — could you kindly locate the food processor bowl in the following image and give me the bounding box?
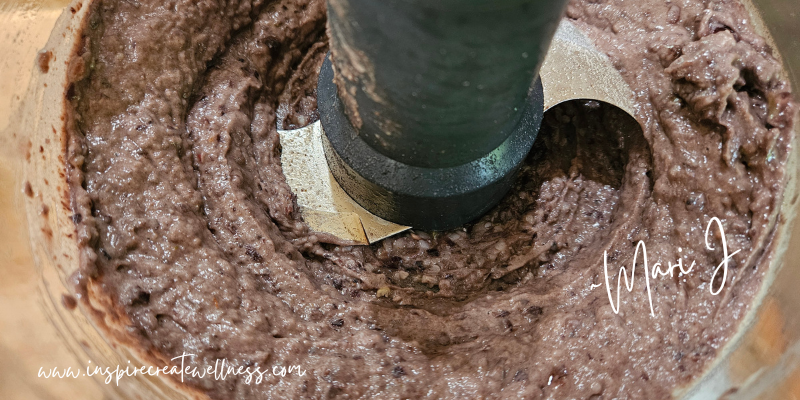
[1,0,799,398]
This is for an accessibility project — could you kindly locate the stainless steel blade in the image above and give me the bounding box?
[278,20,637,244]
[279,121,411,244]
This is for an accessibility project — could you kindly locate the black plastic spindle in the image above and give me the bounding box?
[318,0,570,230]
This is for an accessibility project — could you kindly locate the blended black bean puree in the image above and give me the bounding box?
[65,0,797,398]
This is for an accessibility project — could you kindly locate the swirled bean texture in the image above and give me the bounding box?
[66,0,796,398]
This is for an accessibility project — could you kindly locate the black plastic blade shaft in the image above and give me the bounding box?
[319,0,570,230]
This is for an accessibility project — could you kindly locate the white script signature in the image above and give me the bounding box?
[596,217,741,317]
